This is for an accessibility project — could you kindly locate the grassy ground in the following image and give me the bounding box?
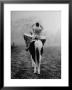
[11,46,61,79]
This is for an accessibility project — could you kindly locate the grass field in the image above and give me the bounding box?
[11,46,61,79]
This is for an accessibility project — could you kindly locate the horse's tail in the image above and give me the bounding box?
[35,47,39,65]
[35,40,42,66]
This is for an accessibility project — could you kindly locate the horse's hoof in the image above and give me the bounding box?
[38,71,40,74]
[34,71,36,74]
[38,72,40,74]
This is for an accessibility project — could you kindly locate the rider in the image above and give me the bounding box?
[25,22,43,51]
[31,22,43,40]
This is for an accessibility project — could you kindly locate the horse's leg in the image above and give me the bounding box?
[31,56,34,67]
[34,63,36,73]
[38,55,41,74]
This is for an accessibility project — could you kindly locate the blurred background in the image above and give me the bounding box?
[11,11,61,47]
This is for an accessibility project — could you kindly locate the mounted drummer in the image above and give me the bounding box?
[23,22,46,74]
[24,22,46,51]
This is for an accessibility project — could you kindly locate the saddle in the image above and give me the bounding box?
[23,33,46,51]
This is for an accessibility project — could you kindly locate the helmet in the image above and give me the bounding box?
[32,22,42,35]
[36,22,39,27]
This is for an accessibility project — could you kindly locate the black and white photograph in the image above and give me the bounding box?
[4,4,68,86]
[0,0,70,88]
[11,11,61,79]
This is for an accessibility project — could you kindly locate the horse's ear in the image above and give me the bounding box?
[41,39,46,45]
